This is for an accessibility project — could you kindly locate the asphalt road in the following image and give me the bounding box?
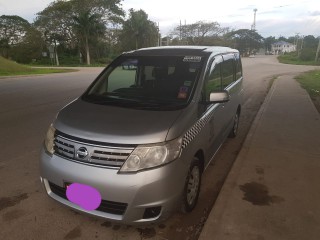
[0,56,318,240]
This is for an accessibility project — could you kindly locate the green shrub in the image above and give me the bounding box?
[299,48,316,61]
[93,57,113,65]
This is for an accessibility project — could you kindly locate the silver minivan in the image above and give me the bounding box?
[40,46,243,224]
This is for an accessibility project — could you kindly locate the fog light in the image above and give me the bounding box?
[143,206,161,219]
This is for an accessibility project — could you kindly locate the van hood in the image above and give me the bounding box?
[54,99,183,145]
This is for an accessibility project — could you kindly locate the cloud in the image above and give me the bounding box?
[259,10,281,15]
[226,14,246,18]
[238,5,257,11]
[253,18,320,37]
[310,11,320,16]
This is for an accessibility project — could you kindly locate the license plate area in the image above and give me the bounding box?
[64,182,72,190]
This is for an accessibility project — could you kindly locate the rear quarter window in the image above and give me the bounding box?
[221,55,235,89]
[235,53,242,80]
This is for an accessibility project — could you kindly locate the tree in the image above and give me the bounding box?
[72,10,106,65]
[303,35,318,49]
[170,21,228,45]
[315,38,320,62]
[0,15,30,57]
[278,36,288,42]
[287,36,296,44]
[71,0,124,24]
[35,0,124,65]
[35,1,74,65]
[119,9,158,51]
[226,29,263,56]
[0,38,9,57]
[71,0,124,64]
[9,27,45,63]
[264,36,276,52]
[298,35,319,61]
[0,15,30,45]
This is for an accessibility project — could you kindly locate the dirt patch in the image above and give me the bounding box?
[101,221,112,228]
[2,209,26,221]
[112,225,121,231]
[0,193,29,212]
[158,223,166,229]
[239,182,284,206]
[64,226,82,239]
[136,228,156,239]
[255,167,265,175]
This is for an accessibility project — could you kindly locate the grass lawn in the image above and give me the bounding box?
[0,56,77,76]
[295,70,320,113]
[278,55,320,66]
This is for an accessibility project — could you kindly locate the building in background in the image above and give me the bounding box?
[271,41,296,55]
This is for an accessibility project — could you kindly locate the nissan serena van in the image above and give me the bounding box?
[40,46,243,224]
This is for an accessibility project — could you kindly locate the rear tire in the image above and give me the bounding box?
[181,157,201,213]
[228,110,240,138]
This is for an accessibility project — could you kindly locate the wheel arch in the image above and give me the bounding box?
[237,104,241,115]
[194,149,205,173]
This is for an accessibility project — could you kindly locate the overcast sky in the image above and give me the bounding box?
[0,0,319,37]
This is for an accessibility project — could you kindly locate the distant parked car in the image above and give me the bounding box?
[122,59,138,70]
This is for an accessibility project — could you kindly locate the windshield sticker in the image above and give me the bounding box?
[177,86,189,99]
[177,92,187,99]
[179,86,189,93]
[184,81,192,87]
[183,56,202,62]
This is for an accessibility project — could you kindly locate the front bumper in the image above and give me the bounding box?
[40,148,187,224]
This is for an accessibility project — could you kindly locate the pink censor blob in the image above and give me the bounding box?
[66,183,102,211]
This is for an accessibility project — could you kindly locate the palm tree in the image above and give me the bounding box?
[72,10,105,65]
[120,9,158,51]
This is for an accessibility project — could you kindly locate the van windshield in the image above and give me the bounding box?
[82,56,204,110]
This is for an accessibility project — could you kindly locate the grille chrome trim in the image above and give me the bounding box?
[53,134,134,169]
[91,152,129,160]
[56,131,135,148]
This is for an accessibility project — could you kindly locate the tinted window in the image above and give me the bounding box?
[221,55,235,89]
[235,53,242,80]
[205,64,222,101]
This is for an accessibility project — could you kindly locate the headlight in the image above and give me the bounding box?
[119,138,182,173]
[44,124,56,155]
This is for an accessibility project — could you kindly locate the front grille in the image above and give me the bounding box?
[55,138,75,159]
[90,149,132,167]
[48,182,128,215]
[53,134,134,168]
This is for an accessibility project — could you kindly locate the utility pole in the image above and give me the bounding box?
[315,38,320,62]
[294,33,299,51]
[251,9,257,30]
[158,22,161,46]
[179,20,182,41]
[298,35,304,58]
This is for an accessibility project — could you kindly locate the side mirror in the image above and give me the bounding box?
[209,90,230,103]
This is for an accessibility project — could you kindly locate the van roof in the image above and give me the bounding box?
[123,46,238,57]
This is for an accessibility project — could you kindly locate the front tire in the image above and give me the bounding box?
[228,110,240,138]
[181,157,201,213]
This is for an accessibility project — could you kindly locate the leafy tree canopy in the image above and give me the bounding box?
[170,21,228,45]
[226,29,263,55]
[0,15,30,45]
[119,9,158,51]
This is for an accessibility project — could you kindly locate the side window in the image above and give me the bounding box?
[204,56,222,101]
[221,55,235,89]
[235,53,242,80]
